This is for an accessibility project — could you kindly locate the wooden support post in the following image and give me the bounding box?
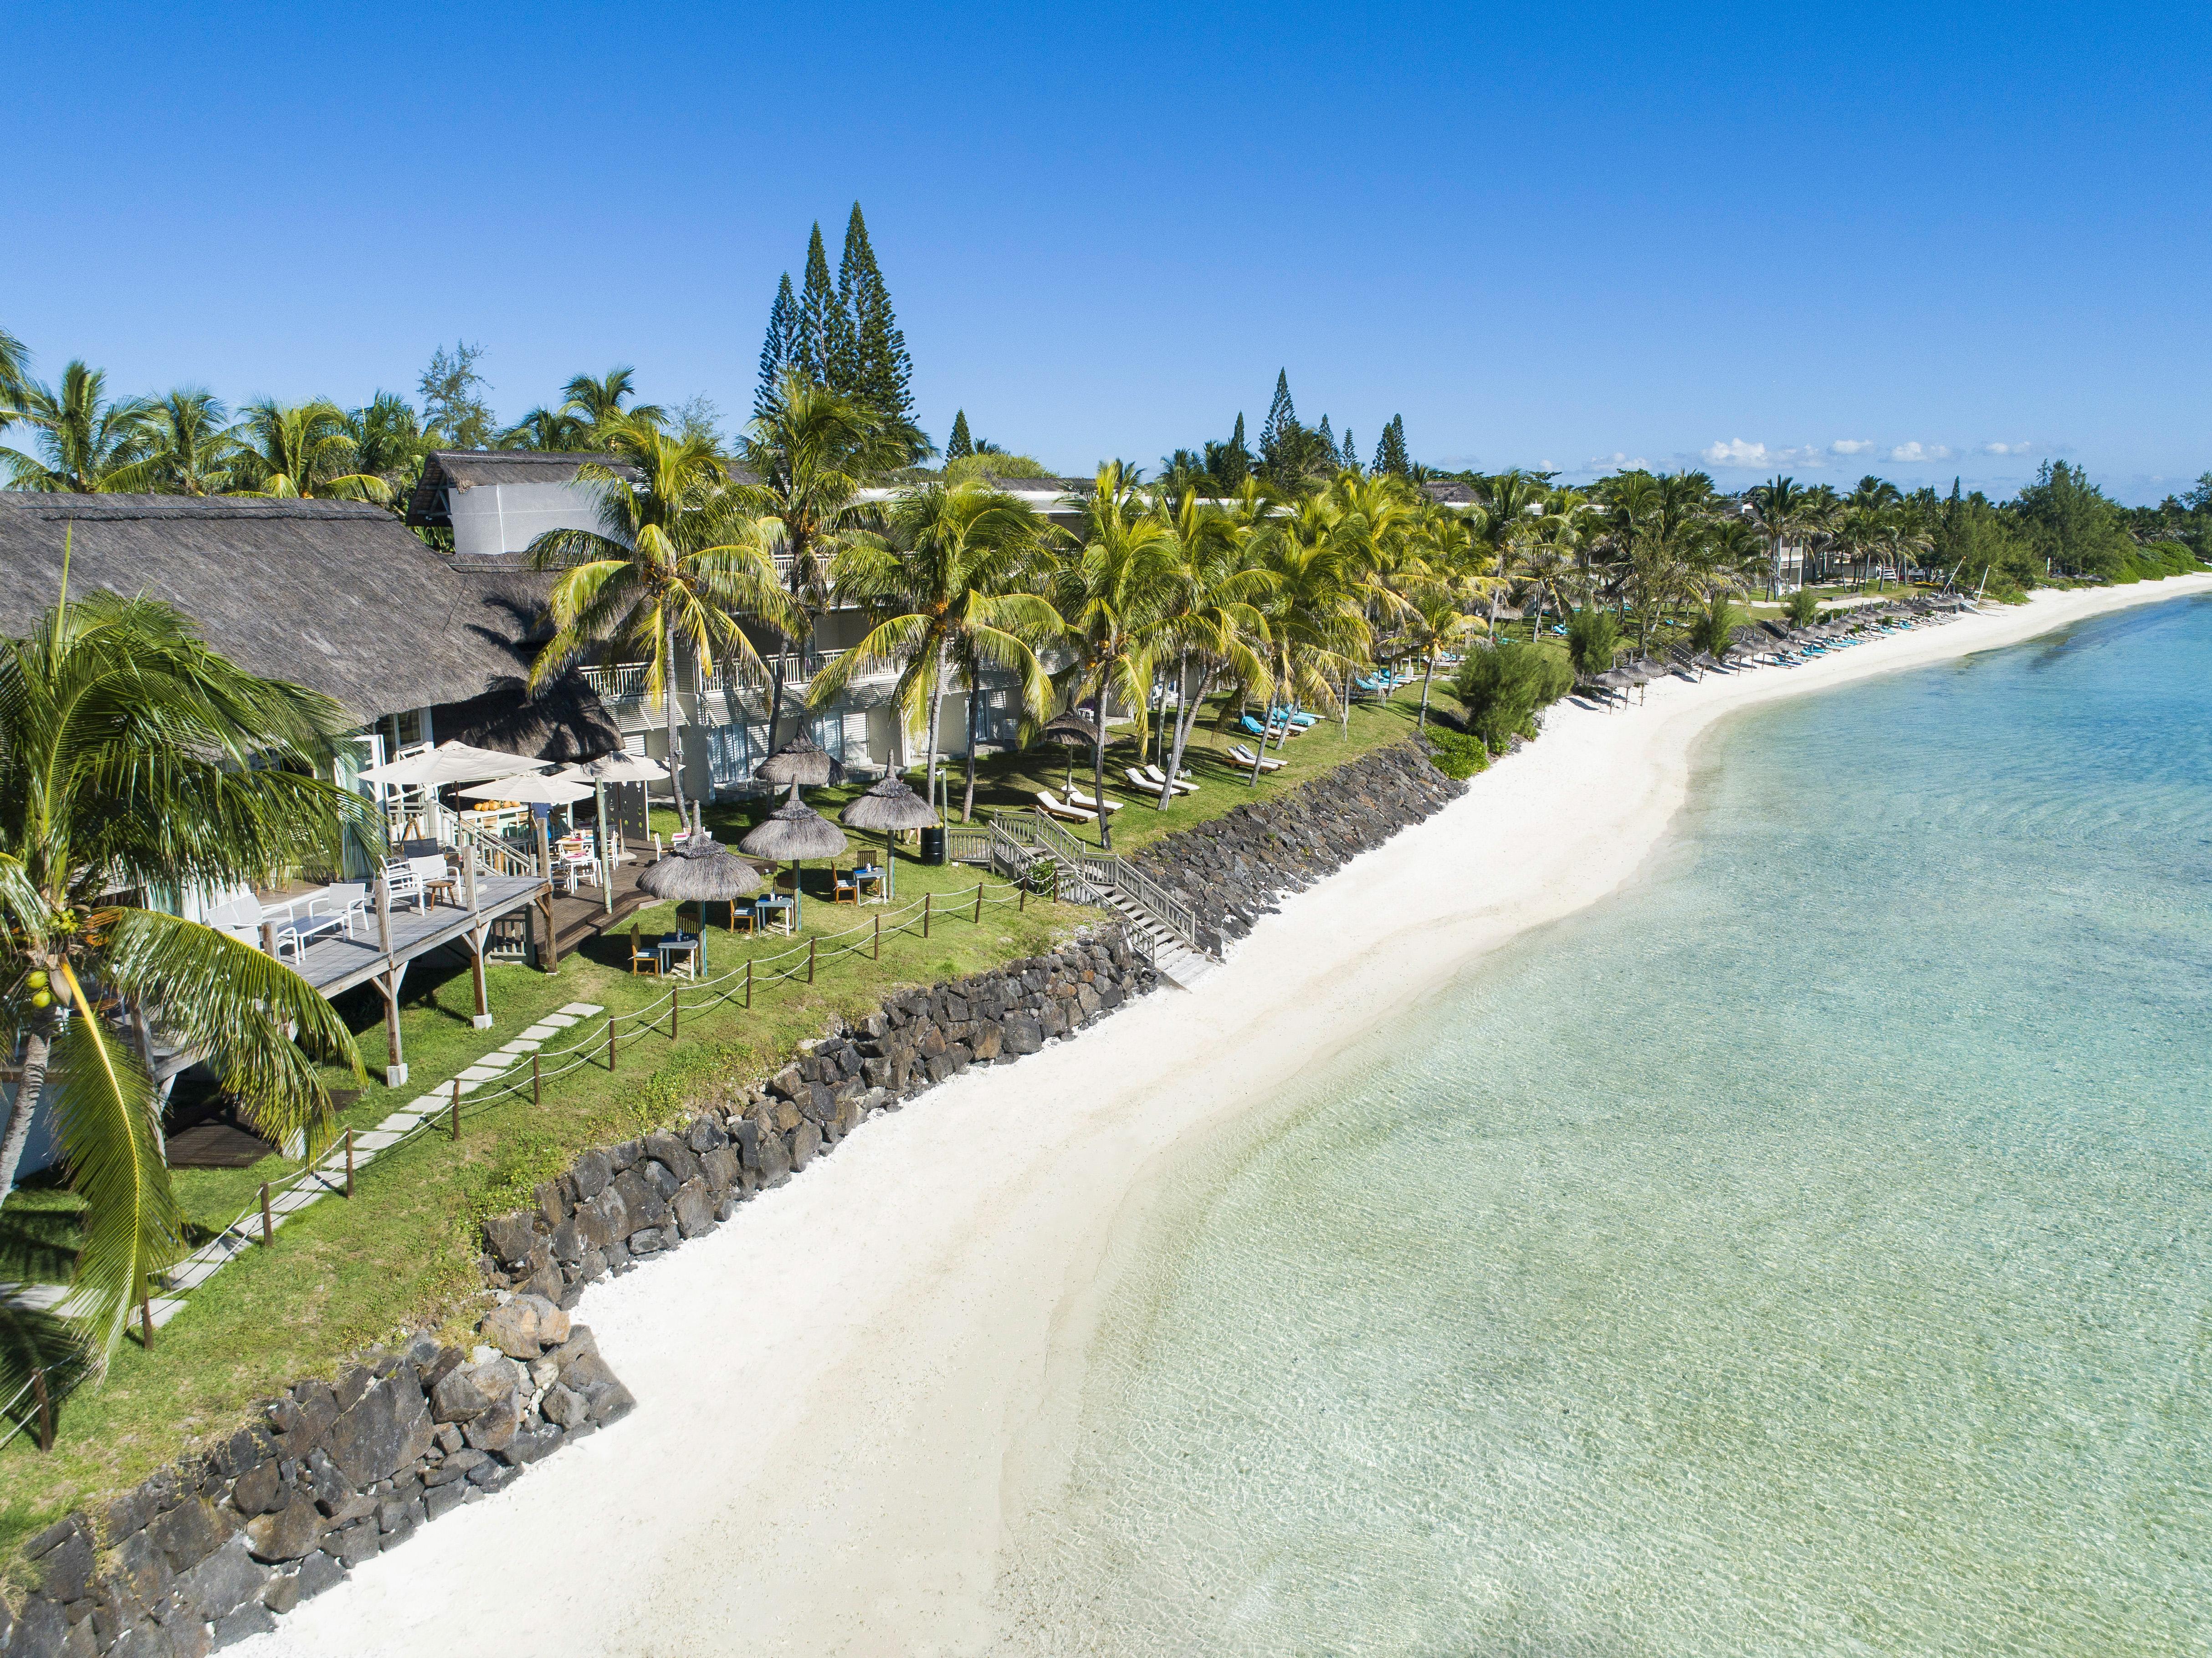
[671,983,680,1042]
[140,1294,154,1351]
[260,920,281,960]
[260,1183,273,1246]
[33,1368,51,1452]
[608,1016,618,1073]
[807,936,816,984]
[874,915,881,960]
[745,957,753,1009]
[923,891,932,938]
[468,934,490,1029]
[532,1052,541,1107]
[1020,880,1026,912]
[974,881,983,924]
[450,1078,461,1139]
[344,1129,355,1198]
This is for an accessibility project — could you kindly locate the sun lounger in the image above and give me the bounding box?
[1141,764,1198,794]
[1066,788,1122,814]
[1035,789,1096,824]
[1229,743,1286,773]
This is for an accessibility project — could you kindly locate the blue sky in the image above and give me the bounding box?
[9,2,2209,501]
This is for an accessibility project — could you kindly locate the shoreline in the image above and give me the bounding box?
[244,574,2212,1658]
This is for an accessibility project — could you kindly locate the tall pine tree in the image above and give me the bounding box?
[946,409,974,461]
[794,223,845,385]
[1204,412,1250,489]
[1372,414,1409,476]
[1341,428,1359,471]
[1316,414,1335,464]
[836,204,915,430]
[755,272,799,417]
[1259,371,1295,473]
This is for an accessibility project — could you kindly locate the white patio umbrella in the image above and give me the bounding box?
[458,772,596,804]
[557,754,671,915]
[358,741,553,788]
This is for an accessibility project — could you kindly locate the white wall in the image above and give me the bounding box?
[449,481,606,559]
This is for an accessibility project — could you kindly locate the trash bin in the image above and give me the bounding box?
[919,826,947,866]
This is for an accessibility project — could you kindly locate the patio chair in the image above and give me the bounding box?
[410,853,459,907]
[831,867,860,906]
[381,857,428,913]
[628,922,659,976]
[1035,789,1096,824]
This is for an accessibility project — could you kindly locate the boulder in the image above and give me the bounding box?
[461,1393,519,1454]
[572,1147,613,1201]
[243,1499,321,1564]
[477,1299,546,1360]
[148,1498,227,1574]
[642,1131,703,1186]
[176,1536,269,1623]
[211,1603,277,1649]
[671,1179,714,1238]
[294,1550,348,1601]
[323,1368,434,1488]
[540,1385,590,1429]
[431,1367,491,1423]
[481,1213,538,1267]
[32,1526,93,1603]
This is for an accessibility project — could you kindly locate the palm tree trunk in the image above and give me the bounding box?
[1158,656,1192,810]
[922,638,947,823]
[665,615,688,829]
[961,674,979,823]
[1418,653,1436,732]
[1091,718,1111,850]
[0,1019,55,1203]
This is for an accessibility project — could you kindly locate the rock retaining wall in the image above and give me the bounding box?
[3,930,1151,1657]
[1134,739,1464,952]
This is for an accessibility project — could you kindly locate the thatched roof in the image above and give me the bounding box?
[840,776,937,833]
[429,671,621,764]
[0,494,541,723]
[1038,711,1100,748]
[638,843,765,902]
[753,732,845,788]
[739,796,847,862]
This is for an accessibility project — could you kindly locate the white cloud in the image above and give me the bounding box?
[1584,450,1652,471]
[1887,441,1953,463]
[1831,439,1875,455]
[1700,438,1831,471]
[1981,440,2048,457]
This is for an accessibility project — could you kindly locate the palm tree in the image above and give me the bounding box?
[1050,464,1182,845]
[1403,582,1473,732]
[1687,593,1746,666]
[736,373,902,747]
[1466,470,1550,634]
[527,425,803,825]
[0,325,30,414]
[560,367,665,445]
[144,389,240,496]
[343,392,431,506]
[811,481,1059,821]
[0,363,159,493]
[0,566,364,1369]
[499,405,592,452]
[1242,496,1373,785]
[1744,475,1820,598]
[1147,489,1271,806]
[229,400,393,503]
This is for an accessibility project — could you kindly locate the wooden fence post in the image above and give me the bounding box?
[807,936,817,984]
[873,916,881,960]
[450,1078,461,1139]
[532,1052,541,1106]
[344,1129,354,1198]
[974,881,983,924]
[608,1016,618,1074]
[923,892,932,938]
[671,983,680,1042]
[140,1294,154,1351]
[1019,880,1026,912]
[745,958,753,1009]
[32,1368,51,1452]
[260,1182,273,1246]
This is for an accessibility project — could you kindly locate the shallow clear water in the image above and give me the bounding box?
[1006,598,2212,1656]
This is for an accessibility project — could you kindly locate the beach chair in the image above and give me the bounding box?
[1229,743,1286,773]
[1066,787,1122,814]
[1141,764,1198,794]
[1035,789,1096,824]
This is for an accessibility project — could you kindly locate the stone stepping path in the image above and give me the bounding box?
[152,1002,604,1301]
[0,1282,184,1328]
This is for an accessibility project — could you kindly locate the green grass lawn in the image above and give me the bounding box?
[0,686,1438,1558]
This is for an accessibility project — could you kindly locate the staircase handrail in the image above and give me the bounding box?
[451,815,540,879]
[983,810,1203,955]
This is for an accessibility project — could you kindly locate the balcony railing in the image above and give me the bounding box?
[578,649,886,707]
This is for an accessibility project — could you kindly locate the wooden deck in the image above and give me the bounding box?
[544,859,661,959]
[286,875,545,997]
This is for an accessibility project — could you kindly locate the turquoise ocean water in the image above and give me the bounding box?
[1006,597,2212,1655]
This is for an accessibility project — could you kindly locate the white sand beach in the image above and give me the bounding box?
[244,576,2212,1658]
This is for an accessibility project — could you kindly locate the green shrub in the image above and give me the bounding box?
[1452,641,1574,752]
[1688,595,1747,659]
[1425,731,1490,779]
[1784,588,1823,627]
[1564,606,1620,677]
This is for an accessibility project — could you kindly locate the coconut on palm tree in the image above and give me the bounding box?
[527,425,804,825]
[229,400,394,503]
[0,362,159,493]
[812,480,1058,820]
[0,568,364,1371]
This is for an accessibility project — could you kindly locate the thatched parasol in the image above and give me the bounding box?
[639,839,764,933]
[1037,711,1101,793]
[753,733,845,789]
[739,789,848,927]
[840,776,938,899]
